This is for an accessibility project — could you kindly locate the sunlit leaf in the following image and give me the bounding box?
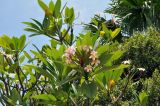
[49,0,55,14]
[111,28,121,40]
[54,0,61,17]
[32,94,57,102]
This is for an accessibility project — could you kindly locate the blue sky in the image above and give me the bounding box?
[0,0,111,50]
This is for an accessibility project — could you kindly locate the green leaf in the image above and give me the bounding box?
[23,92,32,101]
[19,55,25,63]
[23,51,32,60]
[29,33,41,37]
[105,50,123,66]
[97,44,110,55]
[54,0,61,17]
[139,91,148,105]
[18,35,26,50]
[24,65,54,79]
[12,37,19,50]
[69,8,75,24]
[64,7,75,25]
[31,18,43,29]
[22,22,40,30]
[30,74,36,83]
[0,35,12,50]
[49,0,55,14]
[38,0,49,12]
[8,62,18,73]
[31,50,48,65]
[99,52,112,65]
[81,81,97,98]
[64,7,69,23]
[112,69,124,81]
[1,95,16,106]
[24,28,39,33]
[94,64,129,75]
[42,16,50,29]
[10,88,22,104]
[95,73,106,88]
[76,32,93,46]
[111,28,121,40]
[71,84,78,95]
[50,39,59,48]
[32,94,57,102]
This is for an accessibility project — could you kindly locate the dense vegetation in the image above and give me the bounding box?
[0,0,159,105]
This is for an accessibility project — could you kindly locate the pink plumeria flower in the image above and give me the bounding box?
[91,59,100,66]
[89,51,98,60]
[65,46,76,56]
[63,46,76,63]
[84,65,93,72]
[82,45,92,53]
[65,58,72,64]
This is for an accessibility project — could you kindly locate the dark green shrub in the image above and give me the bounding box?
[143,69,160,106]
[121,28,160,77]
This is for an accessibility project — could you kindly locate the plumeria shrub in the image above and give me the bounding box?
[25,31,128,105]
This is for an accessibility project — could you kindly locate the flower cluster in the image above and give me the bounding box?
[137,68,145,72]
[0,51,13,59]
[63,45,100,73]
[122,60,131,65]
[63,46,76,64]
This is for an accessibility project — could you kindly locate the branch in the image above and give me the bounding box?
[70,26,74,45]
[62,26,71,40]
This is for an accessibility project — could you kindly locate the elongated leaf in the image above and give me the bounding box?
[54,0,61,17]
[24,65,54,79]
[94,64,129,75]
[24,28,39,33]
[23,51,32,60]
[69,8,75,25]
[49,0,54,14]
[19,55,25,63]
[23,92,33,101]
[1,95,16,105]
[111,28,121,40]
[38,0,48,12]
[32,94,56,102]
[31,50,52,69]
[12,37,19,50]
[33,45,57,72]
[18,35,26,50]
[10,88,22,104]
[23,22,40,30]
[29,33,41,37]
